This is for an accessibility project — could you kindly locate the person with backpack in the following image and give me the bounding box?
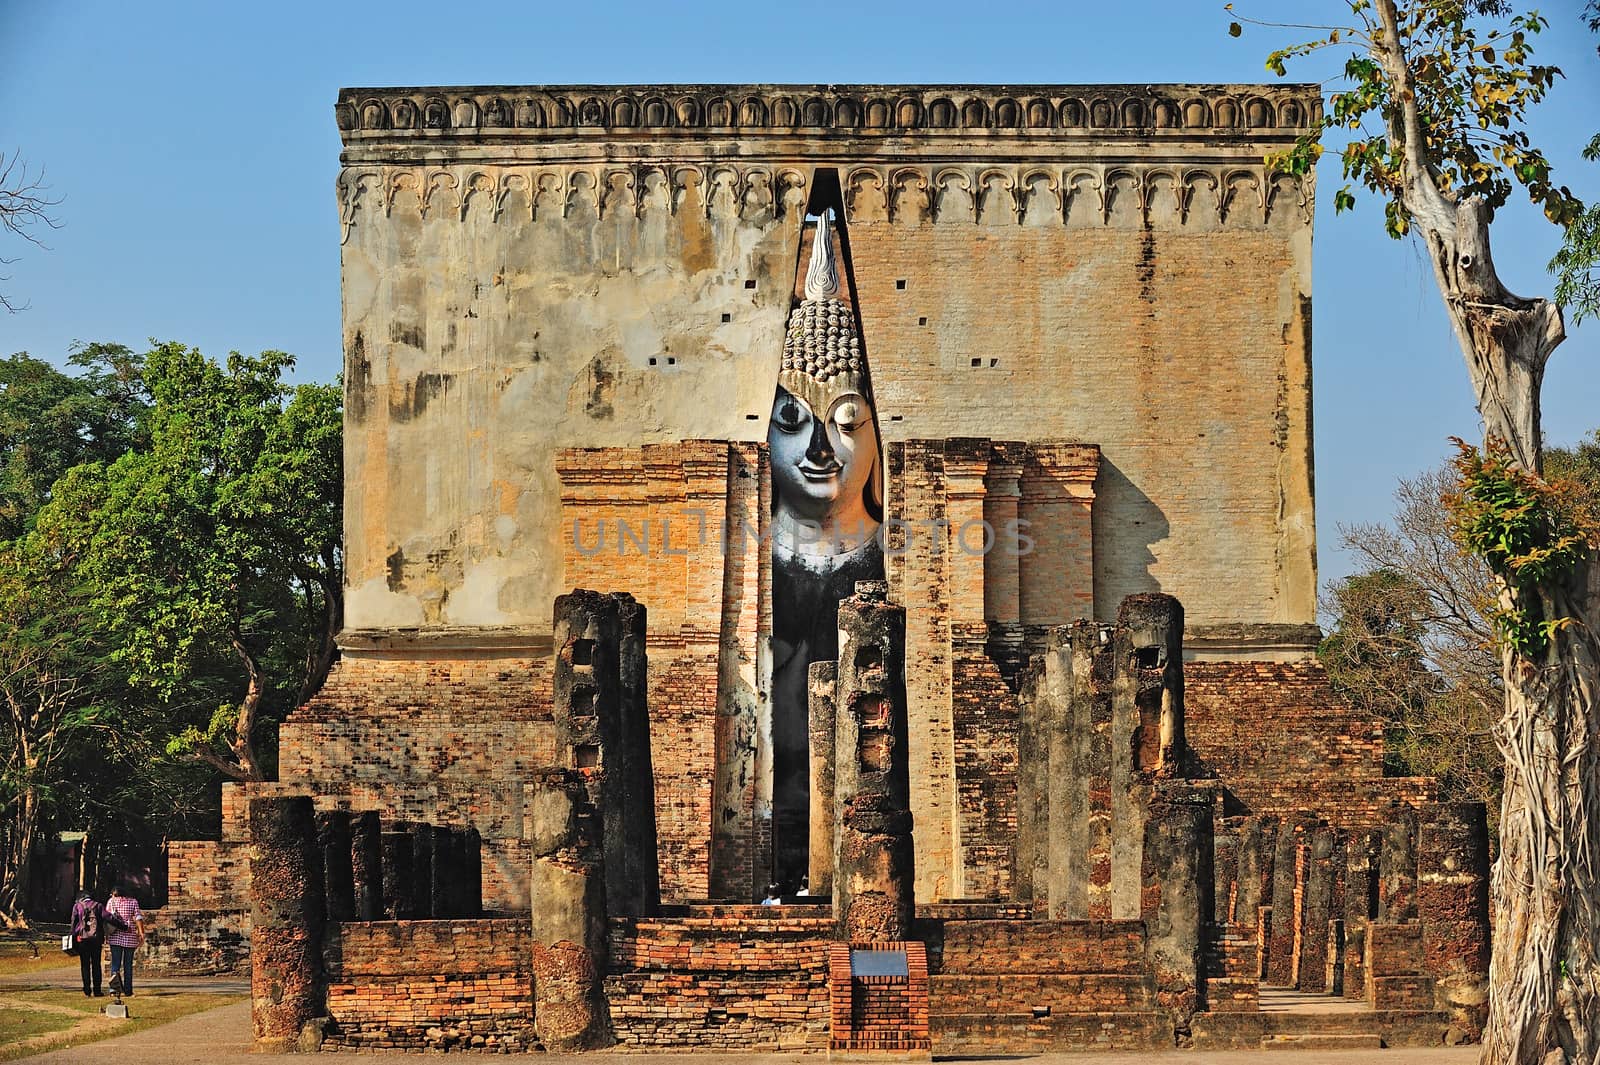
[68,889,122,997]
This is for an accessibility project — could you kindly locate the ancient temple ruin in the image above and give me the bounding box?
[152,83,1490,1053]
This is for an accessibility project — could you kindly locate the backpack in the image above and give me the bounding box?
[76,898,98,940]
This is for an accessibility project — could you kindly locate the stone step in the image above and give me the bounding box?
[1263,1033,1385,1050]
[929,972,1153,1013]
[1193,1008,1454,1050]
[931,1010,1171,1054]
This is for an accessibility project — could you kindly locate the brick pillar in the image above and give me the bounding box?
[1014,644,1052,907]
[1141,785,1212,1037]
[379,829,413,919]
[808,661,838,897]
[1235,815,1275,927]
[615,594,660,916]
[1379,804,1419,921]
[350,812,382,921]
[1295,825,1336,991]
[1266,815,1313,985]
[250,796,326,1053]
[410,821,434,918]
[1046,623,1100,919]
[1419,802,1490,1039]
[528,767,612,1051]
[463,826,483,916]
[1343,828,1380,1000]
[554,589,638,918]
[834,581,915,942]
[1117,593,1186,774]
[1212,820,1241,923]
[315,811,355,925]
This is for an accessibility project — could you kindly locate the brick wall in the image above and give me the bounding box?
[280,651,556,910]
[921,917,1168,1052]
[829,941,931,1054]
[605,907,832,1048]
[557,442,766,902]
[322,919,534,1052]
[1186,661,1439,825]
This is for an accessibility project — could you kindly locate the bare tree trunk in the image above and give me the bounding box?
[1365,5,1598,1062]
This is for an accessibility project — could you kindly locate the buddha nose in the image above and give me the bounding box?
[805,416,835,466]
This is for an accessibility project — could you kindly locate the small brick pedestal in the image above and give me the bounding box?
[828,941,930,1060]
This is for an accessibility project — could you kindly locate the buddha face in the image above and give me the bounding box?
[768,385,880,528]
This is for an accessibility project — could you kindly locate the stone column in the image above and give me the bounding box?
[1266,815,1313,985]
[1117,593,1185,774]
[1045,623,1098,920]
[379,828,413,919]
[250,796,326,1053]
[808,661,838,897]
[528,767,612,1051]
[410,822,434,918]
[350,812,383,921]
[554,589,636,917]
[464,826,483,916]
[1419,802,1490,1039]
[1295,826,1337,991]
[1235,815,1275,925]
[615,594,660,916]
[833,581,915,942]
[316,811,355,925]
[1379,804,1419,921]
[1212,820,1241,923]
[1343,829,1380,1001]
[1141,786,1212,1036]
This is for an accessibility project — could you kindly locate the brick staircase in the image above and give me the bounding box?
[922,919,1172,1053]
[1193,987,1453,1050]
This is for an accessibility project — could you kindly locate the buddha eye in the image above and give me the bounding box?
[773,397,807,432]
[833,400,860,430]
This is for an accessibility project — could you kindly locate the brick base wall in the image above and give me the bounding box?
[322,919,534,1052]
[605,907,832,1049]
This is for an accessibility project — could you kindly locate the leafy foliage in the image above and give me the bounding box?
[35,342,342,780]
[1444,438,1592,656]
[1548,2,1600,321]
[1233,0,1584,237]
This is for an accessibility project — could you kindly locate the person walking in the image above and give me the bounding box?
[104,883,145,996]
[68,889,113,996]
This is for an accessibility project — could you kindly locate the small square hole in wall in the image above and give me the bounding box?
[667,357,676,365]
[648,357,658,366]
[744,279,757,289]
[574,744,600,769]
[721,313,732,323]
[970,357,982,368]
[895,279,907,290]
[745,413,759,420]
[990,358,1000,368]
[889,414,903,422]
[918,316,928,326]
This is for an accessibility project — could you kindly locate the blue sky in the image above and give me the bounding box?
[3,0,1597,593]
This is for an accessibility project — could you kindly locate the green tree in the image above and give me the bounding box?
[1549,1,1600,320]
[1236,2,1599,1057]
[0,546,108,924]
[37,342,342,782]
[0,345,147,541]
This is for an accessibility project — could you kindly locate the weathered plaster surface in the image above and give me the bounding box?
[336,84,1318,637]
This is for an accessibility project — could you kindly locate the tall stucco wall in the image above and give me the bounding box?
[335,84,1318,640]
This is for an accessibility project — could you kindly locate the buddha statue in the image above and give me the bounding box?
[768,209,885,891]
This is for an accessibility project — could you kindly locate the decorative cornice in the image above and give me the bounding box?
[336,83,1321,152]
[336,160,1311,244]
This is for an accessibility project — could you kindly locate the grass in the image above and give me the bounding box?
[0,937,72,978]
[0,986,243,1062]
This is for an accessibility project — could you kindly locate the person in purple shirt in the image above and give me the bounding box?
[104,883,145,996]
[68,889,122,996]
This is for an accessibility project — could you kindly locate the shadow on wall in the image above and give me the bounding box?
[1091,458,1169,619]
